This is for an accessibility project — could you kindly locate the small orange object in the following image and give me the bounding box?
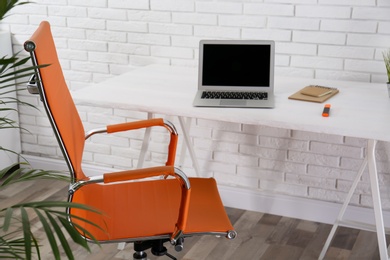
[322,104,331,117]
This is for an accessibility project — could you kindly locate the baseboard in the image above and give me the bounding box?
[218,185,390,229]
[24,154,390,229]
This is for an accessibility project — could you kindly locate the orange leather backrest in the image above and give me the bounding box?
[28,21,86,180]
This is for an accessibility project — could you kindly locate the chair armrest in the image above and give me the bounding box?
[85,118,178,166]
[103,166,191,245]
[69,166,189,193]
[103,166,182,184]
[106,118,165,133]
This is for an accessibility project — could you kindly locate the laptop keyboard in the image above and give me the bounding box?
[201,91,268,100]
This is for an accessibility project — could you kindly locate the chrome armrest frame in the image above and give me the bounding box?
[68,175,104,194]
[85,127,106,140]
[163,119,178,136]
[172,167,190,190]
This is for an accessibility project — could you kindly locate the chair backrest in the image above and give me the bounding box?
[24,21,86,181]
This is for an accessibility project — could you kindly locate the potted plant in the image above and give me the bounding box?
[0,1,101,259]
[383,49,390,97]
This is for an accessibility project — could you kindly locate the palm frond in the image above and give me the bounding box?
[59,218,93,251]
[0,234,26,259]
[20,207,32,260]
[0,164,69,188]
[2,208,13,232]
[35,209,60,259]
[0,117,18,129]
[0,65,48,84]
[0,0,30,22]
[0,201,103,259]
[46,214,73,260]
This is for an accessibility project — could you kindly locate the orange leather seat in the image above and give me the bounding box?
[72,177,233,241]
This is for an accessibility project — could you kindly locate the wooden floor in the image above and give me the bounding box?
[2,179,388,260]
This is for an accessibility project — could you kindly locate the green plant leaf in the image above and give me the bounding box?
[0,163,19,179]
[47,214,74,260]
[50,209,106,237]
[0,235,25,259]
[20,207,32,260]
[0,147,18,161]
[0,0,30,21]
[0,166,69,188]
[1,200,103,259]
[0,63,47,79]
[2,208,13,232]
[58,217,91,251]
[9,55,30,68]
[34,209,60,260]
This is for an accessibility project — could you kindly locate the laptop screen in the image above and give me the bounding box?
[200,41,274,88]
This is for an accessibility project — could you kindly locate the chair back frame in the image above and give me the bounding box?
[24,41,77,184]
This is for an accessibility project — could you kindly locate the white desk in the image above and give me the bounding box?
[74,64,390,259]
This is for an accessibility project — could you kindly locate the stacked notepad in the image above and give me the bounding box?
[288,85,339,103]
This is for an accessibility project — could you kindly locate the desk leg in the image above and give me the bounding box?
[319,139,389,260]
[319,156,367,259]
[137,114,201,176]
[367,139,388,260]
[136,112,153,169]
[178,117,192,168]
[178,116,201,177]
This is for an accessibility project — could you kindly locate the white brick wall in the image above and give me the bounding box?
[3,0,390,211]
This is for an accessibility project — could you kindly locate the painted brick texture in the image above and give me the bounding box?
[2,0,390,210]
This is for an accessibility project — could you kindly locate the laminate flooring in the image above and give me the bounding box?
[2,179,388,260]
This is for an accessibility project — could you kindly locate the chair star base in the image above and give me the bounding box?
[134,239,180,260]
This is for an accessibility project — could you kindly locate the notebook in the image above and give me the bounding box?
[288,85,339,103]
[193,40,275,108]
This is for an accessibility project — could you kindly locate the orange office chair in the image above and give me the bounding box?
[24,21,236,259]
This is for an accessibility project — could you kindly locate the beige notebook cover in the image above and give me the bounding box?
[288,85,339,103]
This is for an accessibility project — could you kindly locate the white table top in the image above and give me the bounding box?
[73,64,390,142]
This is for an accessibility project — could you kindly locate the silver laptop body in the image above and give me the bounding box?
[193,40,275,108]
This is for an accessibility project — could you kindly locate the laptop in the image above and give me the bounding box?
[193,40,275,108]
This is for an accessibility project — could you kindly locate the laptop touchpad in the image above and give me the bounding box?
[220,100,247,106]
